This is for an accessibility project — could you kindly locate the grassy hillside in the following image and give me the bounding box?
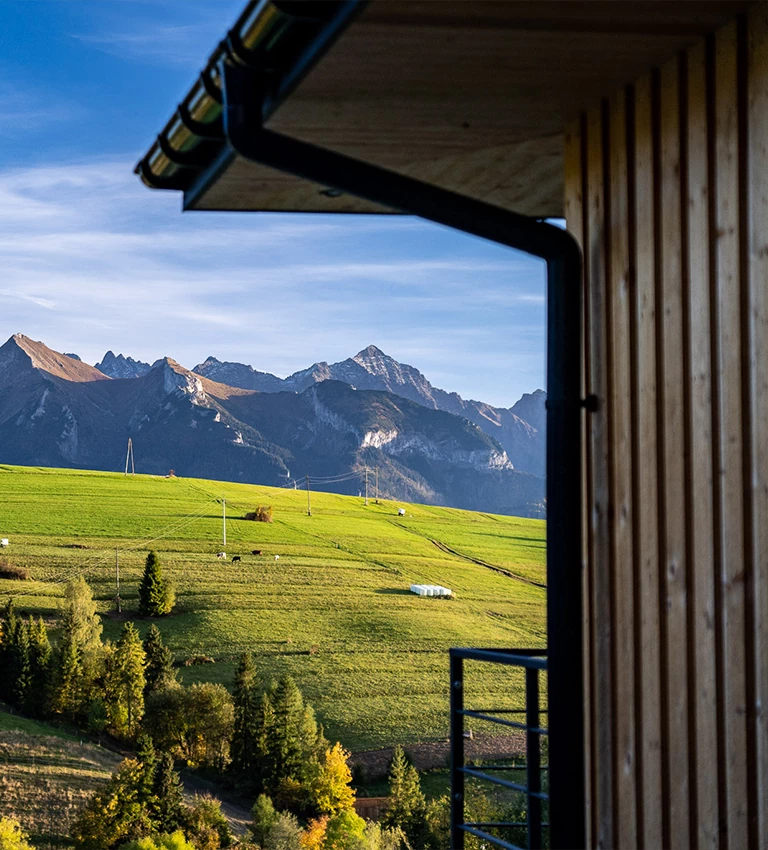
[0,708,121,848]
[0,464,546,751]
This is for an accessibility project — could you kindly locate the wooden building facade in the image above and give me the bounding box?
[566,8,768,848]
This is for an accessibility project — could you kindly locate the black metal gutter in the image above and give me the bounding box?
[134,0,364,193]
[217,59,587,850]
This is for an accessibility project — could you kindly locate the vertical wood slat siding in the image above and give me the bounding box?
[563,118,593,850]
[564,8,767,846]
[713,21,749,849]
[585,105,614,850]
[685,39,720,850]
[657,55,691,850]
[747,10,768,850]
[632,74,663,850]
[606,89,637,850]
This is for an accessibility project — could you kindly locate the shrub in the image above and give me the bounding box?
[244,506,273,523]
[183,796,232,850]
[0,559,28,580]
[183,654,215,666]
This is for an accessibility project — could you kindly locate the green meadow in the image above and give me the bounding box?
[0,464,546,752]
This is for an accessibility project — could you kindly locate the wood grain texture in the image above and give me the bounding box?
[747,9,768,848]
[563,117,594,850]
[713,21,750,849]
[631,74,664,850]
[606,87,638,848]
[658,55,691,850]
[684,39,720,850]
[567,10,768,846]
[585,104,614,850]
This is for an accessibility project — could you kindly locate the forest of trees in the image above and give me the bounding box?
[0,568,464,850]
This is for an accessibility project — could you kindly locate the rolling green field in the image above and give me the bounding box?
[0,464,546,752]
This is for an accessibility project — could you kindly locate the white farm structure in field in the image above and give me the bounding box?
[410,584,452,598]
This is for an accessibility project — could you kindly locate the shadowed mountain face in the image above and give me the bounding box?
[0,335,545,517]
[95,350,151,379]
[195,345,546,476]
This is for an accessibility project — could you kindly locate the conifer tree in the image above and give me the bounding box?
[150,752,184,834]
[254,691,276,791]
[382,745,427,844]
[0,600,19,703]
[136,734,158,803]
[105,622,146,739]
[52,633,83,720]
[231,651,260,777]
[25,616,52,717]
[10,620,31,709]
[269,675,305,784]
[250,795,279,847]
[142,624,177,695]
[139,552,172,617]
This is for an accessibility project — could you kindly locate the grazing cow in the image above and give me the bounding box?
[216,552,226,559]
[252,549,262,555]
[232,555,241,563]
[274,555,280,561]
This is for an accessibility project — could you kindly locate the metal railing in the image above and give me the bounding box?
[450,648,548,850]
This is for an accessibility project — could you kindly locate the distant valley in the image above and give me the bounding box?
[0,334,546,517]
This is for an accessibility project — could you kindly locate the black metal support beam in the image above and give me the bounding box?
[450,653,465,850]
[219,60,586,850]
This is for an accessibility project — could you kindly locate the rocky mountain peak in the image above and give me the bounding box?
[1,334,107,384]
[95,350,151,380]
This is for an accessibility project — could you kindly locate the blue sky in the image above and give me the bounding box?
[0,1,546,407]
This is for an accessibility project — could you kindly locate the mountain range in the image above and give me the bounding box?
[0,334,546,517]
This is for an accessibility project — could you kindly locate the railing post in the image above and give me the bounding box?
[526,667,542,850]
[450,651,465,850]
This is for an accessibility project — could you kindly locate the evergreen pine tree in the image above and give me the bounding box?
[382,745,427,844]
[105,622,146,739]
[142,624,177,695]
[230,651,260,777]
[52,633,83,720]
[138,551,171,617]
[135,733,157,804]
[250,794,279,846]
[151,752,185,833]
[10,619,31,709]
[254,690,276,792]
[25,616,52,717]
[0,600,19,703]
[270,675,305,785]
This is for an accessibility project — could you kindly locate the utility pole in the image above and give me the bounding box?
[124,438,134,476]
[306,475,312,516]
[364,466,369,506]
[222,498,227,547]
[115,548,121,613]
[375,467,379,503]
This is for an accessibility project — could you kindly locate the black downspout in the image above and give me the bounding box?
[220,61,586,850]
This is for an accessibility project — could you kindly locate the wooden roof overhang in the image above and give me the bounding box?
[136,0,747,218]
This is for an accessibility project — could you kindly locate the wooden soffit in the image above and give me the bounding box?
[184,1,748,217]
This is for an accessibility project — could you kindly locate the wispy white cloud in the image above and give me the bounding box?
[0,158,546,406]
[0,80,86,138]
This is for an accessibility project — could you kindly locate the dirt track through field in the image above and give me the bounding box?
[389,521,546,589]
